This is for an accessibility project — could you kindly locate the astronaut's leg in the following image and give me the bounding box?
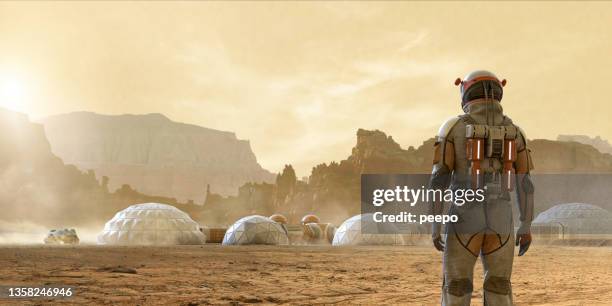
[441,231,478,306]
[481,234,515,306]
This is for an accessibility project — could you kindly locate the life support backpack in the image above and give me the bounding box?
[461,115,518,193]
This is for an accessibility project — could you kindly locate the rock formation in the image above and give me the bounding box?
[0,108,203,228]
[557,135,612,155]
[39,112,274,202]
[530,139,612,173]
[204,129,434,225]
[3,109,611,229]
[204,129,612,227]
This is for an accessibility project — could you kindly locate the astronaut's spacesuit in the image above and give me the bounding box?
[429,70,535,306]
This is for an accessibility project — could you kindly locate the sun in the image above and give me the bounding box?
[0,77,27,112]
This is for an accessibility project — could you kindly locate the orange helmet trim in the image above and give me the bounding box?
[460,76,503,92]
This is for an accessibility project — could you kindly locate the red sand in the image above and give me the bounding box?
[0,245,610,305]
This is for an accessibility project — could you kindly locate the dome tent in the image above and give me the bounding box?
[332,213,405,246]
[301,214,320,224]
[222,215,289,245]
[533,203,612,235]
[97,203,206,245]
[269,214,288,225]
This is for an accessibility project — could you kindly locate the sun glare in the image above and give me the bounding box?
[0,77,27,113]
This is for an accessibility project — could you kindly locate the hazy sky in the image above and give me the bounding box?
[1,2,611,175]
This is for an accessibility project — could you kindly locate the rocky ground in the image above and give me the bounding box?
[0,245,610,305]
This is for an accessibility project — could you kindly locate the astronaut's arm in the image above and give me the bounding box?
[514,147,534,231]
[514,131,534,256]
[428,138,455,237]
[514,127,534,225]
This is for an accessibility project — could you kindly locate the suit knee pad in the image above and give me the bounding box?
[445,278,473,297]
[484,276,511,295]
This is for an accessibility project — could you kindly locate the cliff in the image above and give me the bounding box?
[557,135,612,155]
[347,129,425,173]
[4,109,610,229]
[39,112,275,202]
[530,139,612,173]
[0,108,203,228]
[203,129,612,226]
[203,129,435,225]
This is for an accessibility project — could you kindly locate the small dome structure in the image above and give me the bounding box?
[533,203,612,234]
[97,203,206,245]
[332,214,405,246]
[269,214,288,224]
[301,214,320,224]
[222,215,289,245]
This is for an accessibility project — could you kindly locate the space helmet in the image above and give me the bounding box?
[455,70,507,109]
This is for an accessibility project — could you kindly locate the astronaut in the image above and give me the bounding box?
[429,70,534,306]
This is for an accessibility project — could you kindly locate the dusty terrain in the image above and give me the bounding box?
[0,245,610,305]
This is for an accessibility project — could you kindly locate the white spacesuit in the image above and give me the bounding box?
[429,70,535,306]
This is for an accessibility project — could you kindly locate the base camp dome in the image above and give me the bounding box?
[222,215,289,245]
[332,214,405,246]
[97,203,206,245]
[532,203,612,235]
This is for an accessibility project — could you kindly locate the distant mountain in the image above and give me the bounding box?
[530,139,612,172]
[0,108,202,228]
[204,129,612,226]
[2,108,611,229]
[39,112,275,203]
[557,135,612,155]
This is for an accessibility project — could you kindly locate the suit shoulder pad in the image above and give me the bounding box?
[437,116,461,139]
[515,125,527,141]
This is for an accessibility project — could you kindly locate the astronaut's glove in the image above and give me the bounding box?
[432,223,444,252]
[433,235,445,252]
[515,221,532,256]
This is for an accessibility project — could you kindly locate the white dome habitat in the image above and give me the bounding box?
[222,215,289,245]
[533,203,612,235]
[332,213,405,246]
[97,203,206,245]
